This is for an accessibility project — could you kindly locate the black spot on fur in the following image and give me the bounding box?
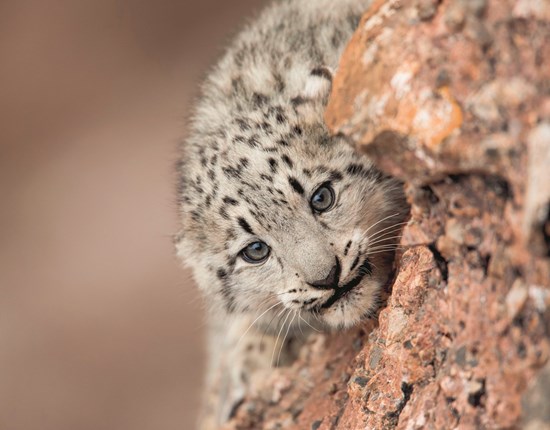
[238,217,255,235]
[282,154,294,168]
[219,206,230,220]
[291,96,307,106]
[216,267,235,313]
[223,196,239,206]
[293,125,303,136]
[268,158,278,173]
[330,170,343,181]
[346,163,364,176]
[346,163,383,181]
[277,139,289,147]
[350,255,360,272]
[288,177,304,195]
[346,163,375,178]
[217,268,228,280]
[252,92,268,107]
[191,210,202,222]
[235,118,250,131]
[344,240,352,256]
[260,121,272,133]
[223,166,242,179]
[248,136,259,148]
[310,66,332,81]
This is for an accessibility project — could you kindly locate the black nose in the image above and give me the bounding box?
[308,258,341,290]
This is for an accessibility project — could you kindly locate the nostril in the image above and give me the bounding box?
[308,257,341,290]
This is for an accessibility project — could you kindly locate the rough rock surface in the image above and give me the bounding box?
[223,0,550,428]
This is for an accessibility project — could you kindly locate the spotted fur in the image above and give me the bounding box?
[175,0,409,427]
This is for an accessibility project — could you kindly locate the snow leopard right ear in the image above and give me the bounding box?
[293,66,333,104]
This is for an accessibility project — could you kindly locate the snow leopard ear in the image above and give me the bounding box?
[297,66,334,102]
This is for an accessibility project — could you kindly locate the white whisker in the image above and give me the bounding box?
[299,312,322,333]
[363,212,402,236]
[367,221,409,242]
[368,235,404,247]
[277,311,296,367]
[271,309,291,368]
[237,301,282,345]
[297,310,305,337]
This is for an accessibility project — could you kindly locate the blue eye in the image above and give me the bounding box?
[241,241,270,263]
[310,183,335,212]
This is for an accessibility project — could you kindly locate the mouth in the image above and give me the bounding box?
[320,258,372,309]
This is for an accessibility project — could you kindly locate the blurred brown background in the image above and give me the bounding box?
[0,1,268,429]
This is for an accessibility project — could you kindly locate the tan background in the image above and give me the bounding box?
[0,1,268,429]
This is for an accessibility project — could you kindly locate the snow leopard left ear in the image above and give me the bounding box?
[298,66,334,102]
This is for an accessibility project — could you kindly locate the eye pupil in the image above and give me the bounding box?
[241,241,270,263]
[310,184,335,212]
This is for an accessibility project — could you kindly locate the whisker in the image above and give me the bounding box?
[297,310,305,337]
[363,213,402,236]
[367,222,409,240]
[299,312,322,332]
[366,247,408,256]
[368,235,404,247]
[311,308,323,324]
[277,311,296,367]
[367,246,405,253]
[237,301,282,345]
[367,221,409,242]
[271,309,292,368]
[369,243,407,250]
[261,306,288,344]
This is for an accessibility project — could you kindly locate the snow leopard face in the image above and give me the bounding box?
[176,0,408,330]
[176,88,407,330]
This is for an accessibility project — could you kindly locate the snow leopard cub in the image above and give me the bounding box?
[176,0,408,427]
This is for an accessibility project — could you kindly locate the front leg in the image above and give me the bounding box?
[198,315,303,429]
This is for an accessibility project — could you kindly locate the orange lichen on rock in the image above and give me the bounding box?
[326,0,465,153]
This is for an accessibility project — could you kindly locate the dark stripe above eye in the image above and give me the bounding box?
[288,177,304,195]
[237,217,255,235]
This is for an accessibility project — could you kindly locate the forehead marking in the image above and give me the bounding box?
[237,217,255,235]
[288,177,305,195]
